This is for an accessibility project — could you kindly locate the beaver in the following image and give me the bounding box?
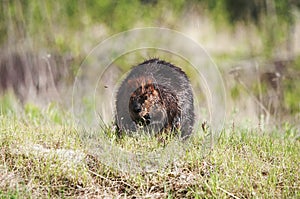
[115,58,194,138]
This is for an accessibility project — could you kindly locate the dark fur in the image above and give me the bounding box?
[129,83,181,132]
[115,58,194,138]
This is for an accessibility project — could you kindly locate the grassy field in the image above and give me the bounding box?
[0,101,299,198]
[1,1,300,198]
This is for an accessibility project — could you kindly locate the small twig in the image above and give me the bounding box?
[42,55,61,102]
[217,186,240,199]
[237,79,270,118]
[88,169,109,181]
[204,181,217,198]
[88,169,133,189]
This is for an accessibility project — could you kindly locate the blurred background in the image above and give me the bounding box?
[0,0,300,129]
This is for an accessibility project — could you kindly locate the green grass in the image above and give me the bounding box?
[0,103,299,198]
[1,1,300,198]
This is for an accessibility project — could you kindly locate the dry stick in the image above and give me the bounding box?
[88,169,110,181]
[88,169,133,190]
[235,78,271,124]
[217,186,240,199]
[42,55,61,103]
[204,181,217,198]
[255,62,266,124]
[254,62,270,129]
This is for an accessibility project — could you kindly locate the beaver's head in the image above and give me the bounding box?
[129,83,167,129]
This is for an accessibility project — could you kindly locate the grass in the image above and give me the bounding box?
[0,102,299,198]
[1,1,299,198]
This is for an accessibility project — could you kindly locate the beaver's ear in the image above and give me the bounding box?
[148,84,161,98]
[148,83,156,92]
[152,83,158,90]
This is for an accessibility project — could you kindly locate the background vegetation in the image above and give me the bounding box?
[0,0,300,198]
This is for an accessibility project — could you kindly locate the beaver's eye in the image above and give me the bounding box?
[143,95,148,100]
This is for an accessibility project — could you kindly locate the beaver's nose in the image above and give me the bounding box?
[133,103,142,113]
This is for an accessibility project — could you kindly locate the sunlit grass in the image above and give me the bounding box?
[0,101,299,198]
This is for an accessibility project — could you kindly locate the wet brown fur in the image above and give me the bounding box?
[128,81,181,134]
